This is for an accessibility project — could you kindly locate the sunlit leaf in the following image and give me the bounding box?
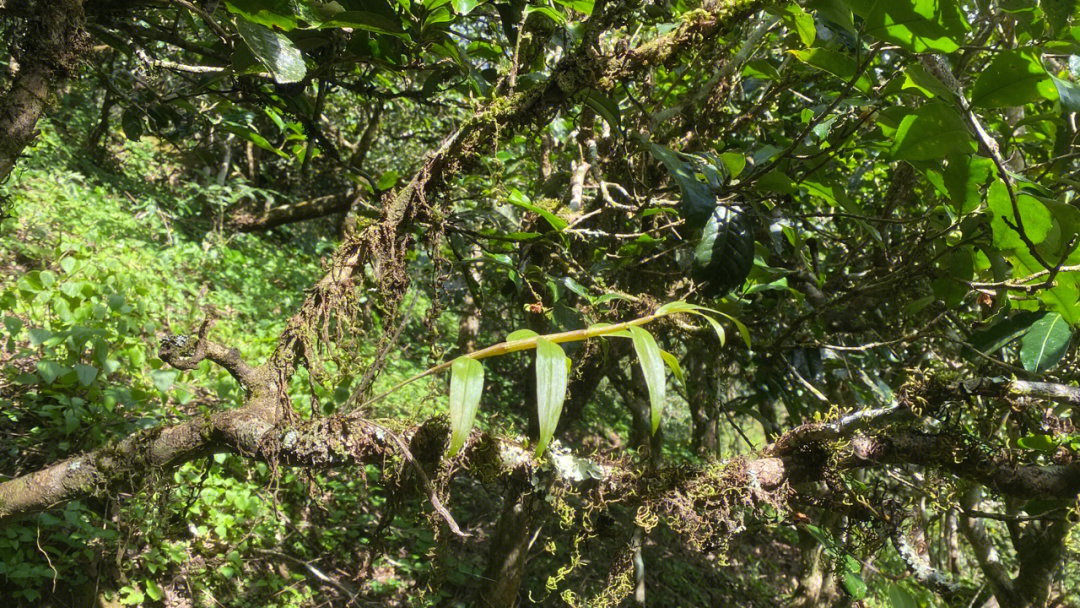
[628,326,666,434]
[971,49,1057,109]
[506,328,539,341]
[447,356,484,455]
[659,350,685,383]
[1017,433,1058,452]
[1019,312,1072,373]
[535,337,568,456]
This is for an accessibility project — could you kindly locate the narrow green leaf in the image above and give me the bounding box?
[1020,312,1072,373]
[448,356,484,456]
[580,89,622,132]
[218,123,288,158]
[716,313,752,349]
[628,326,666,434]
[587,323,633,338]
[695,312,726,347]
[659,350,685,383]
[535,337,569,456]
[524,5,565,25]
[506,189,568,231]
[655,300,721,316]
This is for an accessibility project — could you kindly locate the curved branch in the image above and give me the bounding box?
[159,316,267,394]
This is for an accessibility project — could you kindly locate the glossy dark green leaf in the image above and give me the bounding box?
[943,153,994,214]
[451,0,481,14]
[580,89,622,132]
[1052,75,1080,113]
[554,0,593,14]
[235,18,307,83]
[121,108,143,141]
[1020,312,1072,373]
[225,0,298,30]
[219,123,288,158]
[967,311,1044,354]
[901,63,954,98]
[649,143,716,229]
[692,206,755,297]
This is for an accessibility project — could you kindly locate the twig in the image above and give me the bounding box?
[379,423,470,539]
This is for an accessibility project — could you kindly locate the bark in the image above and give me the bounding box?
[227,191,375,232]
[0,0,87,182]
[477,481,541,607]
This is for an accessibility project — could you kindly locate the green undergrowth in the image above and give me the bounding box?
[0,121,451,606]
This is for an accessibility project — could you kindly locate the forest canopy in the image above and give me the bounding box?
[3,0,1080,606]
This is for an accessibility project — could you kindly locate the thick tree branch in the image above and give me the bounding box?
[227,191,377,232]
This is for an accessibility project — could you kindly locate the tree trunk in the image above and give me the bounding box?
[0,0,86,182]
[478,482,540,607]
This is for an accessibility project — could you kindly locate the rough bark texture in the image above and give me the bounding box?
[0,0,87,182]
[477,482,541,607]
